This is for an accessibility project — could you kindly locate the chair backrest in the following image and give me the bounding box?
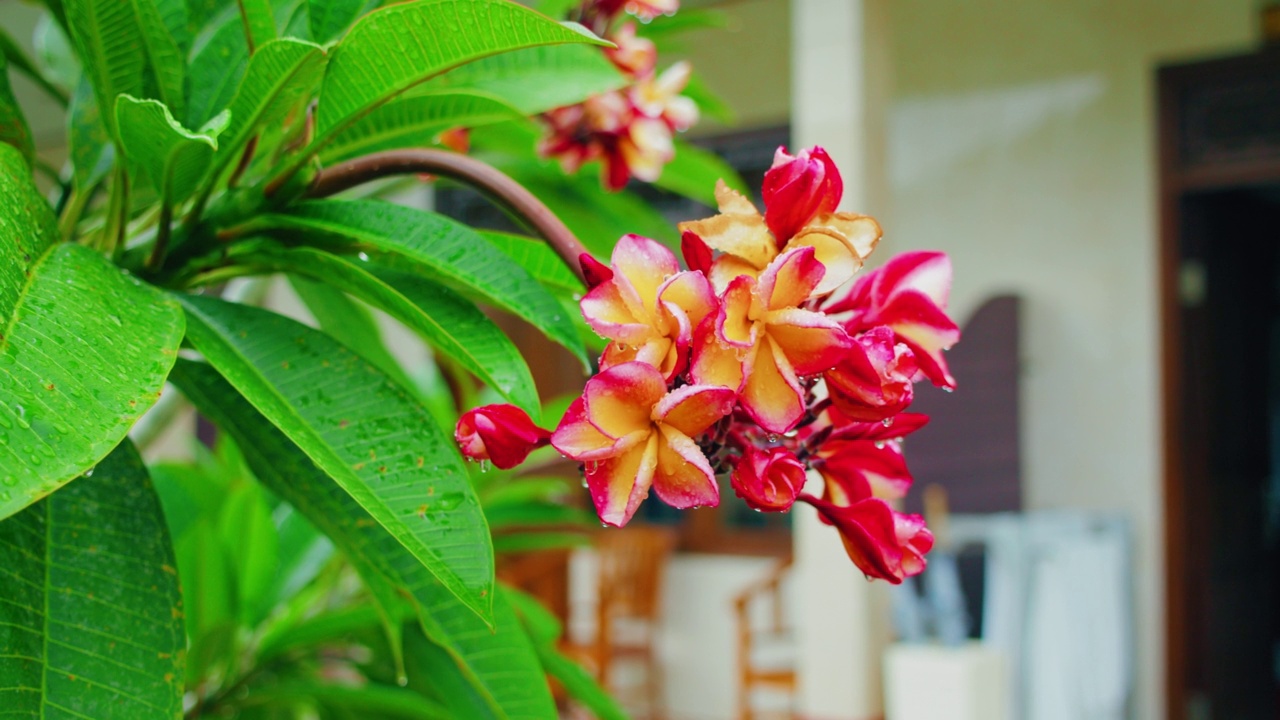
[595,526,676,622]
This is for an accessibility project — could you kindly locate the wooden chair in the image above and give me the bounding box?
[734,557,796,720]
[567,526,676,719]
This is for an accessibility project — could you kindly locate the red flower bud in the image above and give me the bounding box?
[761,145,843,245]
[824,327,918,423]
[454,404,551,470]
[580,253,614,289]
[799,494,933,584]
[731,445,806,512]
[681,230,713,275]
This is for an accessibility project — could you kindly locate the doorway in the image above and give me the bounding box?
[1160,49,1280,720]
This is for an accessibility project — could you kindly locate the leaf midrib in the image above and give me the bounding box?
[0,241,58,357]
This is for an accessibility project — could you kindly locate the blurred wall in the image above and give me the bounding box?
[879,2,1257,718]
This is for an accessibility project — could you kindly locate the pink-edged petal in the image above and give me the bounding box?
[895,512,934,577]
[785,221,873,296]
[580,253,614,289]
[654,383,737,437]
[677,181,776,270]
[621,119,674,183]
[731,444,805,512]
[707,254,762,294]
[552,398,641,460]
[757,246,824,311]
[651,424,720,509]
[657,270,717,330]
[817,439,914,501]
[800,494,905,583]
[717,275,758,348]
[454,404,550,470]
[762,146,843,244]
[872,250,952,308]
[587,434,659,527]
[823,327,916,421]
[825,409,930,442]
[740,335,805,434]
[612,234,678,318]
[764,308,854,376]
[580,281,652,345]
[583,361,667,439]
[690,316,745,392]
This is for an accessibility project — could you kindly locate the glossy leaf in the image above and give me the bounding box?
[205,38,326,189]
[171,360,558,719]
[184,16,250,129]
[314,0,608,139]
[263,200,587,366]
[0,440,185,718]
[319,90,520,164]
[0,146,184,519]
[247,245,538,415]
[68,77,113,189]
[656,138,750,207]
[420,43,626,116]
[177,295,494,620]
[237,0,278,52]
[116,95,229,204]
[308,0,369,44]
[0,55,34,167]
[217,481,280,625]
[479,230,584,297]
[64,0,186,136]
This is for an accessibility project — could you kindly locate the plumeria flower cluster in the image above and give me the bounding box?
[538,0,697,190]
[455,147,961,583]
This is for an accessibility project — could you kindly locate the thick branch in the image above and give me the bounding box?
[309,149,589,284]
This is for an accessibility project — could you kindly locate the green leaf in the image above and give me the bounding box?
[0,146,184,520]
[68,76,113,189]
[420,43,626,116]
[287,275,420,395]
[319,90,521,165]
[0,440,186,718]
[171,359,558,719]
[655,138,749,207]
[32,15,78,98]
[64,0,186,137]
[116,95,229,204]
[248,245,539,415]
[0,26,68,106]
[491,531,588,554]
[485,503,592,529]
[0,55,35,167]
[217,481,280,625]
[184,15,250,128]
[176,295,495,620]
[314,0,608,140]
[236,0,278,52]
[203,37,326,189]
[264,199,588,367]
[479,230,584,297]
[308,0,370,44]
[261,681,453,719]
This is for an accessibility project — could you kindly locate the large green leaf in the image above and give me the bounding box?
[245,245,539,416]
[184,15,250,129]
[171,360,558,719]
[0,440,186,718]
[308,0,370,44]
[176,295,495,620]
[68,76,113,189]
[0,55,34,167]
[202,38,326,189]
[479,230,584,297]
[314,0,608,140]
[0,146,184,519]
[318,90,520,165]
[64,0,186,136]
[237,0,278,52]
[262,200,587,367]
[656,138,749,207]
[420,43,626,116]
[116,95,229,204]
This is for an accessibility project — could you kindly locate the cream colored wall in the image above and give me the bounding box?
[880,2,1258,719]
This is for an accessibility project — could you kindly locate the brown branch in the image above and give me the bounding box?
[308,149,589,284]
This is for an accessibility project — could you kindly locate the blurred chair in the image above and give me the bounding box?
[734,557,796,720]
[567,526,676,719]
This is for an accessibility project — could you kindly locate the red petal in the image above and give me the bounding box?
[681,230,713,275]
[580,253,614,289]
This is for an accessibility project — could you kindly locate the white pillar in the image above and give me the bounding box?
[791,0,891,718]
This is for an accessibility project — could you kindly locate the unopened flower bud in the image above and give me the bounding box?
[731,445,806,512]
[454,404,550,470]
[761,146,843,244]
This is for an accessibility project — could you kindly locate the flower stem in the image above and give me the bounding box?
[308,149,590,284]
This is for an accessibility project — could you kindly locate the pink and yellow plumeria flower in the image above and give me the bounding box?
[679,147,881,295]
[580,234,717,380]
[824,326,918,422]
[814,438,914,505]
[551,361,736,526]
[829,250,960,389]
[693,246,853,433]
